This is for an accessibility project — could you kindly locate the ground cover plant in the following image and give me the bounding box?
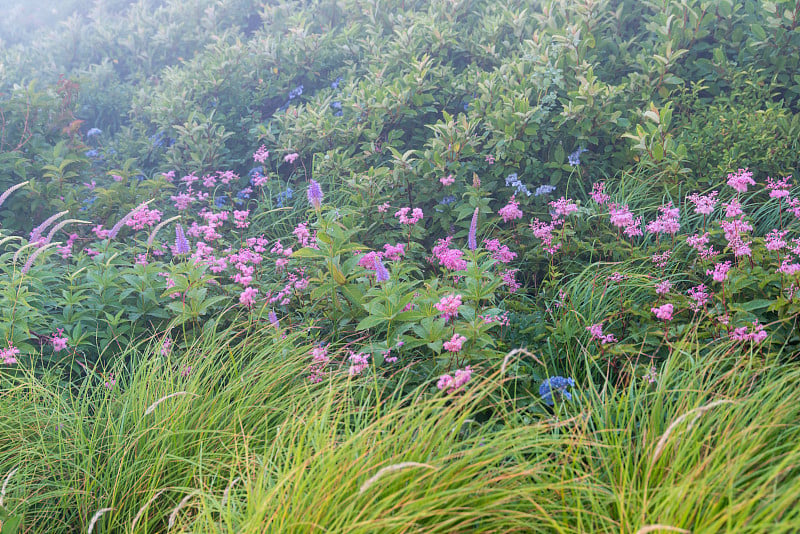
[1,0,799,532]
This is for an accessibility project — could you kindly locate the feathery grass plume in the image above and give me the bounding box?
[500,348,544,375]
[108,200,153,239]
[359,462,437,494]
[221,477,241,507]
[468,207,479,250]
[44,219,90,244]
[0,466,18,507]
[147,215,181,247]
[651,399,735,465]
[29,210,69,244]
[12,242,35,264]
[87,507,114,534]
[0,235,22,248]
[0,181,28,209]
[130,488,168,530]
[144,391,197,416]
[21,242,60,274]
[635,526,690,534]
[168,491,198,530]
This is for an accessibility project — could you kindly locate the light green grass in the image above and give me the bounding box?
[1,324,799,532]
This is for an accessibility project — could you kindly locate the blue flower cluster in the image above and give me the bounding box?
[535,184,556,197]
[331,76,343,89]
[539,376,576,406]
[288,85,304,100]
[505,173,531,196]
[86,127,102,138]
[248,166,264,179]
[331,101,342,116]
[275,187,293,208]
[439,195,457,205]
[214,195,228,208]
[568,147,588,166]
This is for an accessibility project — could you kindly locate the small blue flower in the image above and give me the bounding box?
[248,166,264,178]
[539,376,576,406]
[439,195,457,205]
[535,184,556,197]
[331,77,343,89]
[85,149,100,159]
[288,84,304,100]
[86,127,102,138]
[505,173,532,197]
[214,196,228,208]
[568,147,589,166]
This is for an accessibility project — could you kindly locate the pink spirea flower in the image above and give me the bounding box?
[590,182,610,205]
[284,152,299,164]
[727,168,755,193]
[485,154,495,164]
[498,196,523,223]
[440,174,455,186]
[687,191,718,215]
[484,239,517,263]
[501,269,520,293]
[549,197,578,218]
[443,333,467,353]
[383,243,405,261]
[766,175,791,199]
[171,192,194,211]
[646,202,680,235]
[687,284,712,311]
[308,345,330,383]
[52,329,68,352]
[233,210,250,229]
[651,303,674,321]
[2,344,20,365]
[777,258,800,276]
[435,294,462,323]
[437,366,473,394]
[765,229,788,251]
[253,145,270,163]
[723,198,743,218]
[348,351,370,376]
[431,237,467,271]
[125,206,163,230]
[729,321,768,344]
[586,322,617,344]
[530,218,561,255]
[655,280,672,295]
[707,261,732,282]
[395,206,423,225]
[239,287,259,307]
[651,250,671,268]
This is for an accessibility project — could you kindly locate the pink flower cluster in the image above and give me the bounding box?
[607,203,642,237]
[530,218,561,255]
[651,303,674,321]
[348,351,370,376]
[687,284,711,311]
[729,321,768,344]
[498,196,523,223]
[435,294,462,323]
[687,191,718,215]
[253,145,270,163]
[308,345,330,383]
[443,333,467,352]
[430,237,467,271]
[125,206,163,230]
[707,261,732,282]
[726,168,755,193]
[590,182,610,205]
[395,206,424,225]
[2,344,20,365]
[440,174,455,186]
[646,202,680,236]
[586,322,617,344]
[484,239,517,263]
[51,329,68,352]
[437,366,473,394]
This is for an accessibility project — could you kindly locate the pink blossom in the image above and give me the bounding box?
[181,173,199,186]
[655,280,672,295]
[440,174,455,186]
[485,154,495,164]
[125,206,162,230]
[233,210,250,229]
[382,243,405,261]
[378,202,391,213]
[171,192,194,211]
[651,250,671,268]
[723,198,743,218]
[766,175,791,199]
[435,294,462,323]
[500,269,520,292]
[590,182,610,205]
[239,287,259,307]
[726,168,755,193]
[549,196,578,218]
[51,329,68,352]
[687,284,712,311]
[687,191,718,215]
[1,344,20,365]
[395,206,424,225]
[586,322,617,344]
[646,202,680,235]
[443,333,467,353]
[729,321,768,344]
[437,366,472,394]
[707,261,732,282]
[253,144,270,163]
[765,229,788,251]
[347,351,370,376]
[651,303,674,321]
[284,152,299,164]
[498,196,523,223]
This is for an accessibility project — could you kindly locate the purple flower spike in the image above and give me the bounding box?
[174,223,190,254]
[375,256,390,283]
[307,179,323,209]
